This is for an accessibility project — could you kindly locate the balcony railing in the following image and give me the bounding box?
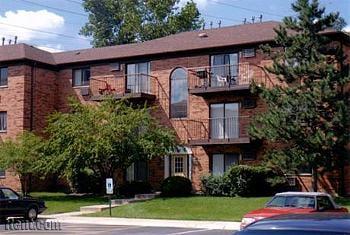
[90,73,156,99]
[188,63,273,93]
[183,116,251,145]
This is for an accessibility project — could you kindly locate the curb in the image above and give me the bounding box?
[42,216,240,231]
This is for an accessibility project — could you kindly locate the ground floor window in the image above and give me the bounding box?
[126,161,148,182]
[172,155,188,177]
[0,169,5,178]
[164,146,192,179]
[211,153,239,176]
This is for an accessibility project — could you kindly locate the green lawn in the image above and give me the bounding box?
[30,192,108,215]
[89,196,271,221]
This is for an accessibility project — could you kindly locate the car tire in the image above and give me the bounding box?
[25,207,38,221]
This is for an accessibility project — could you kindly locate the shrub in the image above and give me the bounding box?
[201,175,232,196]
[161,176,192,197]
[118,181,153,198]
[200,165,288,197]
[227,165,287,197]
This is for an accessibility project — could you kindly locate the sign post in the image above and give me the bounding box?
[106,178,114,217]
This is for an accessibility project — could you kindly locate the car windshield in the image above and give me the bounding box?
[267,196,315,209]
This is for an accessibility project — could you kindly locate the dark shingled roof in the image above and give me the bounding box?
[0,21,345,66]
[52,21,280,65]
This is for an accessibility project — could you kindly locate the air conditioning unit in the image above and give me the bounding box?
[196,69,207,79]
[80,87,90,96]
[287,176,297,186]
[242,98,257,109]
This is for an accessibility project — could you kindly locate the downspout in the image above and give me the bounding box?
[28,62,36,195]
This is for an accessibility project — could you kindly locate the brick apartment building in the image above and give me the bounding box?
[0,21,349,194]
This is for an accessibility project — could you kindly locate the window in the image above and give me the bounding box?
[73,68,90,87]
[210,103,239,139]
[317,196,334,211]
[126,161,148,182]
[110,62,120,71]
[170,68,188,118]
[210,53,238,87]
[267,196,315,209]
[211,153,239,176]
[0,112,7,132]
[0,169,5,178]
[0,67,8,87]
[171,155,188,177]
[242,48,256,58]
[126,62,151,93]
[1,188,19,200]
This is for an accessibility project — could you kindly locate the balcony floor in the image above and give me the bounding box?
[188,137,250,146]
[189,84,250,95]
[91,92,156,102]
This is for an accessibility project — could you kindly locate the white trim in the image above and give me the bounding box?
[164,156,170,179]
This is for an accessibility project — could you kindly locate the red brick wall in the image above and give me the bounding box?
[0,65,30,190]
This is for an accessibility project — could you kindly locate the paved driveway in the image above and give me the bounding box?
[0,221,235,235]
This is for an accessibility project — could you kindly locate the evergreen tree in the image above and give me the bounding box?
[249,0,350,193]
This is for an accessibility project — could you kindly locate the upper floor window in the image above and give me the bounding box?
[126,62,151,93]
[0,111,7,132]
[0,67,8,87]
[210,103,239,139]
[170,68,188,118]
[73,68,90,87]
[210,53,238,87]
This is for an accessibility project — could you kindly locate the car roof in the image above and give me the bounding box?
[275,192,331,197]
[246,213,350,233]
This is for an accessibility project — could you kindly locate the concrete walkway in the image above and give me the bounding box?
[40,214,240,231]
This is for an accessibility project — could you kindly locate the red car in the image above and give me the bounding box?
[240,192,348,230]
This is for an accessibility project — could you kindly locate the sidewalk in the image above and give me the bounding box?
[40,213,240,231]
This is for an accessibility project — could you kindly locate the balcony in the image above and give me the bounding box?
[90,73,157,102]
[186,116,251,146]
[188,63,271,95]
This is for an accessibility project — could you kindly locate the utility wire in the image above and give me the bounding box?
[208,0,286,18]
[202,13,243,24]
[0,22,90,41]
[15,0,88,17]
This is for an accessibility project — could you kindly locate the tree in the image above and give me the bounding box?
[43,98,176,192]
[0,132,43,195]
[80,0,203,47]
[249,0,350,193]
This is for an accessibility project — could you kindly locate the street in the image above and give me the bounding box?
[0,222,235,235]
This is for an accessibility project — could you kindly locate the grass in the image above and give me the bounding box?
[29,192,108,215]
[88,196,271,221]
[335,197,350,211]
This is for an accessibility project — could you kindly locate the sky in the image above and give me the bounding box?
[0,0,349,52]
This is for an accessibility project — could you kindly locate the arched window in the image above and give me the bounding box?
[170,68,188,118]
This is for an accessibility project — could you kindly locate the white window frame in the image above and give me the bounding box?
[72,67,90,87]
[0,67,8,87]
[0,111,7,132]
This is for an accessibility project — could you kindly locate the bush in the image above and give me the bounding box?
[227,165,287,197]
[161,176,192,197]
[118,181,153,198]
[201,175,232,196]
[201,165,288,197]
